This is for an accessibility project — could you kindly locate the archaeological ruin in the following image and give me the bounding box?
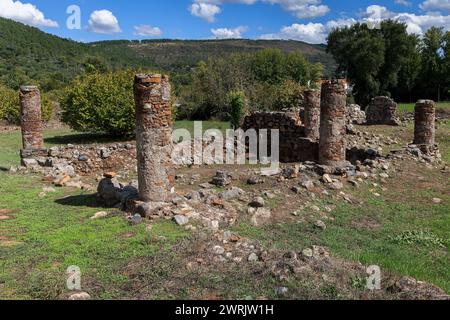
[366,96,401,126]
[134,74,175,202]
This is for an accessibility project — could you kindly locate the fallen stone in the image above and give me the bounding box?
[274,287,289,297]
[248,253,259,262]
[128,214,143,225]
[211,170,232,187]
[329,181,344,190]
[321,174,333,184]
[68,292,91,301]
[250,208,271,226]
[174,215,189,226]
[432,198,442,204]
[103,172,117,179]
[247,176,265,185]
[90,211,109,220]
[213,246,225,255]
[314,220,327,230]
[249,196,265,208]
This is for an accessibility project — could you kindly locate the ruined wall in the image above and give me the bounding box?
[366,96,400,126]
[242,112,318,163]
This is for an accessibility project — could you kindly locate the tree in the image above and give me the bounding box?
[419,27,446,101]
[327,23,385,106]
[60,70,137,136]
[396,35,421,102]
[228,90,247,129]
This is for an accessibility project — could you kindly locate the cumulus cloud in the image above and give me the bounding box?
[190,2,222,22]
[87,10,121,34]
[420,0,450,13]
[189,0,328,22]
[395,0,412,6]
[261,5,450,44]
[0,0,58,27]
[211,26,248,38]
[134,25,162,37]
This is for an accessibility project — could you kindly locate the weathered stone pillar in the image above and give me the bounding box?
[303,89,321,140]
[134,74,174,202]
[19,86,44,150]
[414,100,435,146]
[318,80,347,166]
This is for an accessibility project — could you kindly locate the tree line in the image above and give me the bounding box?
[327,20,450,106]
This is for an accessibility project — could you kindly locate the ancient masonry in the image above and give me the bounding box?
[414,100,436,146]
[242,111,318,163]
[318,80,347,167]
[303,89,321,140]
[134,74,175,202]
[19,86,44,150]
[366,96,400,126]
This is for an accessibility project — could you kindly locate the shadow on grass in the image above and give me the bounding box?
[55,193,104,208]
[45,133,134,145]
[0,166,9,172]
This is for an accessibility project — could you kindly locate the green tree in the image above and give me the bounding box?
[60,70,137,136]
[228,90,247,129]
[327,23,385,106]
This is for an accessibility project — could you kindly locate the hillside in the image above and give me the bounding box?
[92,39,336,76]
[0,18,152,90]
[0,17,335,90]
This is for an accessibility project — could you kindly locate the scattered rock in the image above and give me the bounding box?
[329,181,344,190]
[211,170,232,187]
[274,287,289,297]
[248,253,259,262]
[247,176,264,185]
[213,245,225,255]
[90,211,108,220]
[250,208,271,227]
[174,215,189,226]
[314,220,327,230]
[128,214,143,225]
[103,172,117,179]
[249,196,265,208]
[68,292,91,300]
[432,198,442,204]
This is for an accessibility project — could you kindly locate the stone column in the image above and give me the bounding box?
[303,89,321,140]
[414,100,435,146]
[134,74,174,202]
[318,80,347,166]
[19,86,44,150]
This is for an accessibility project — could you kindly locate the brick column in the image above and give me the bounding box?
[303,89,321,140]
[318,80,347,166]
[134,74,174,202]
[414,100,435,146]
[20,86,44,150]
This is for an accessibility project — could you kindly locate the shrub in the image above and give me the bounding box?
[0,85,53,124]
[228,90,247,129]
[61,70,137,136]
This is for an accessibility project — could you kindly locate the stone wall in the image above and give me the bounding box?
[242,111,318,163]
[366,96,400,126]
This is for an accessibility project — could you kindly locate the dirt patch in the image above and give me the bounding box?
[351,217,381,230]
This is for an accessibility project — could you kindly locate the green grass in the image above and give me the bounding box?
[0,173,189,299]
[397,101,450,112]
[233,174,450,294]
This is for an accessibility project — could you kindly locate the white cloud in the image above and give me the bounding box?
[211,26,248,38]
[420,0,450,12]
[263,0,330,19]
[87,10,121,34]
[134,25,162,37]
[395,0,412,6]
[189,2,222,22]
[0,0,58,27]
[189,0,328,22]
[261,5,450,44]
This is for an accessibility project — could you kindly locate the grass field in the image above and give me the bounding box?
[397,101,450,112]
[0,120,449,299]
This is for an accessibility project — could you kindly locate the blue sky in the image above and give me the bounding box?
[0,0,449,43]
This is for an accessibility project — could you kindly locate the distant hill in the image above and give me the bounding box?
[0,17,335,90]
[92,39,336,76]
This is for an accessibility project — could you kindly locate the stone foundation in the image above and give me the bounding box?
[366,96,400,126]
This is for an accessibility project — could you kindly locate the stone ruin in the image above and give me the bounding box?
[15,77,441,216]
[366,96,400,126]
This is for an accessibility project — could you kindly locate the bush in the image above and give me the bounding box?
[61,70,137,136]
[228,90,247,129]
[0,85,53,124]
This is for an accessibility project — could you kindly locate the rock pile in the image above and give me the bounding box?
[366,96,400,126]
